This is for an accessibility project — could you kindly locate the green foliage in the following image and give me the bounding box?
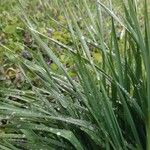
[1,0,150,149]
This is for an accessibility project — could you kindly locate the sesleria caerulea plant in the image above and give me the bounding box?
[0,0,150,149]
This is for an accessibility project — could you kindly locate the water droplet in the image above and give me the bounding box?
[81,36,85,40]
[24,106,29,109]
[95,43,98,46]
[97,76,100,81]
[56,132,61,136]
[64,77,67,80]
[22,134,26,138]
[90,25,94,30]
[57,107,60,111]
[89,126,94,131]
[20,117,24,120]
[21,91,25,95]
[116,100,121,104]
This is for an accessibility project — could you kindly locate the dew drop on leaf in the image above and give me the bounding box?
[22,134,26,138]
[56,132,61,136]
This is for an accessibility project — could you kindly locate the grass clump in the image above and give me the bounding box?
[0,0,150,149]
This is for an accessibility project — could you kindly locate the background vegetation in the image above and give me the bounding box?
[0,0,150,149]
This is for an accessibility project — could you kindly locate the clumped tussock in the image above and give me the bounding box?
[0,0,150,149]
